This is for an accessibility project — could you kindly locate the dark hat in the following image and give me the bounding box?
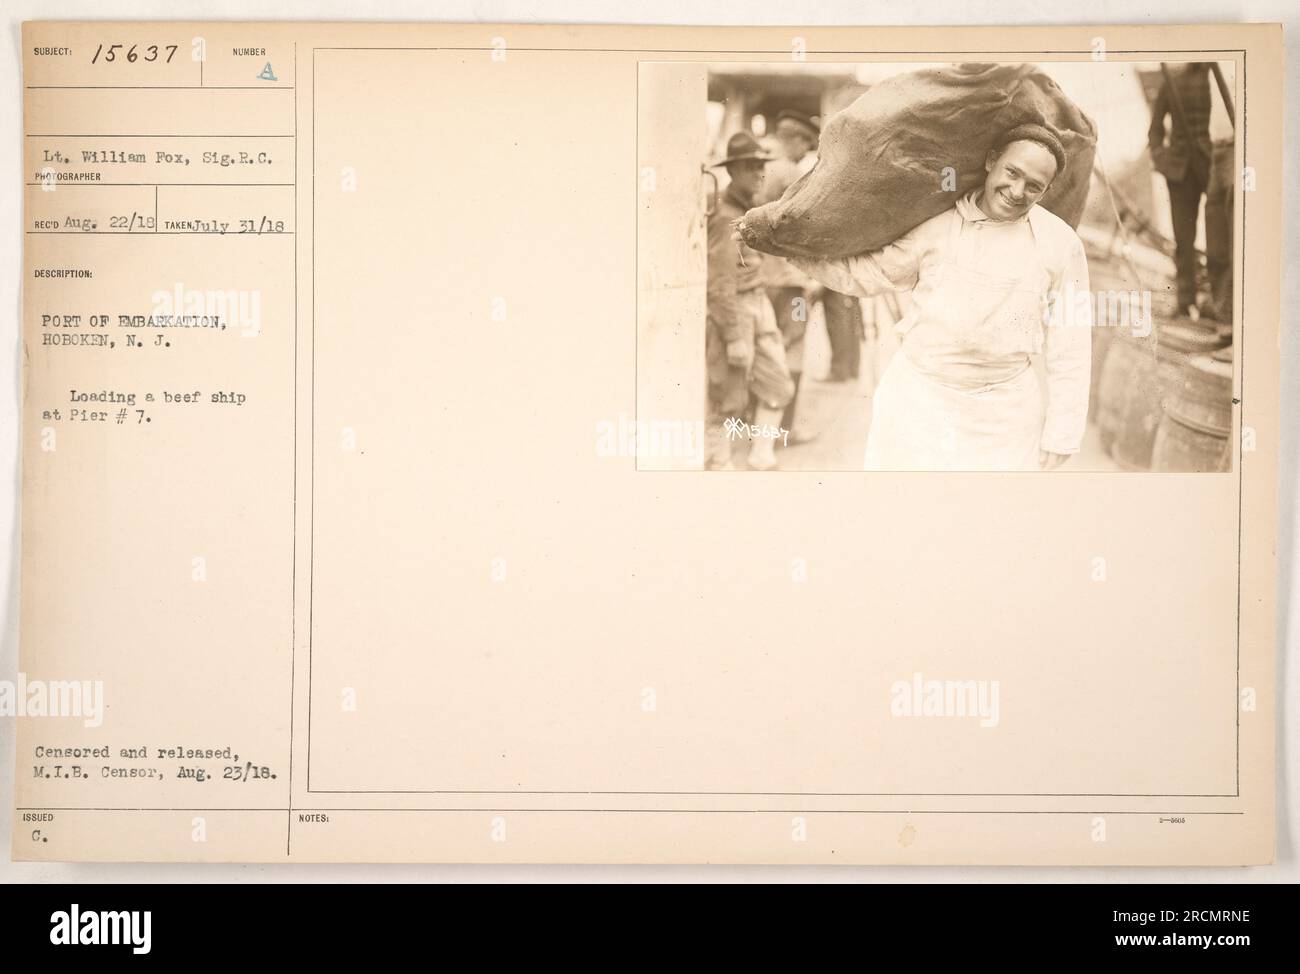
[991,123,1068,178]
[713,131,775,167]
[774,109,820,136]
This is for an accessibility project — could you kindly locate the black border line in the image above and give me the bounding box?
[19,806,1245,815]
[1236,51,1247,798]
[286,40,299,856]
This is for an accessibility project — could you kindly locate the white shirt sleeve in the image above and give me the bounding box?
[788,222,926,297]
[1039,234,1093,455]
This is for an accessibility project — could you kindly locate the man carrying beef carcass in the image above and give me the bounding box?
[740,124,1092,471]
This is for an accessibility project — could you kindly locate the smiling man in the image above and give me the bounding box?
[778,124,1093,471]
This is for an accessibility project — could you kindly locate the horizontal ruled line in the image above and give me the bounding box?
[15,807,1247,816]
[28,134,295,138]
[26,182,295,187]
[17,807,285,812]
[309,809,1248,816]
[310,46,1246,54]
[26,85,294,90]
[306,789,1243,798]
[26,231,295,236]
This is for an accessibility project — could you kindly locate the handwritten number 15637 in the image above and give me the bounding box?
[90,44,178,64]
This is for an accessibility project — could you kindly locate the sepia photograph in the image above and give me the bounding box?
[638,59,1239,472]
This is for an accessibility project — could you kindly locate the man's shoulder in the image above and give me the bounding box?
[918,205,958,231]
[1028,205,1083,253]
[891,206,956,245]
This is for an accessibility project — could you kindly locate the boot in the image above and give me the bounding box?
[704,418,734,470]
[780,372,801,432]
[748,404,783,470]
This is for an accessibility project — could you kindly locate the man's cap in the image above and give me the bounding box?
[991,123,1067,178]
[712,132,775,167]
[774,109,820,137]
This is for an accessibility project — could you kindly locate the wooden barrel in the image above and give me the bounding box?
[1151,353,1233,472]
[1089,326,1116,425]
[1094,333,1143,453]
[1108,323,1219,470]
[1086,258,1135,425]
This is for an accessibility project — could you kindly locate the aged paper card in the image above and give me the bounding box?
[15,21,1281,863]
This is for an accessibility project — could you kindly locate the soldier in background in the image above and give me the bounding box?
[1204,138,1234,328]
[758,109,866,387]
[705,132,795,470]
[760,110,820,439]
[1148,62,1214,319]
[1203,63,1236,330]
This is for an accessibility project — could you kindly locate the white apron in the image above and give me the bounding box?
[864,209,1050,471]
